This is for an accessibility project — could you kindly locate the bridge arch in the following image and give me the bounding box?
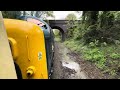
[51,26,65,41]
[49,20,80,41]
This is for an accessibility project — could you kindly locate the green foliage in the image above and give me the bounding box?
[73,23,87,40]
[53,29,62,41]
[21,11,54,19]
[65,11,120,46]
[64,39,83,53]
[64,11,120,78]
[98,11,114,28]
[1,11,54,20]
[40,11,54,19]
[83,42,106,69]
[112,11,120,20]
[83,23,120,44]
[109,70,117,76]
[53,29,60,36]
[54,36,61,42]
[110,53,120,59]
[65,13,77,20]
[89,39,99,47]
[2,11,21,19]
[66,20,79,39]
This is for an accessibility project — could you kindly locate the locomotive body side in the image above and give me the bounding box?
[18,16,55,77]
[4,19,48,79]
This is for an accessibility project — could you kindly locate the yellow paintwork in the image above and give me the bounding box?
[26,66,36,77]
[3,18,48,79]
[8,37,18,60]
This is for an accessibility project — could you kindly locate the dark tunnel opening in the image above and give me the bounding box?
[52,26,65,42]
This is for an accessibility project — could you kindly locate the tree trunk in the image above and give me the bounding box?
[82,11,87,23]
[84,11,98,28]
[31,11,34,16]
[23,11,26,16]
[35,11,39,17]
[90,11,99,25]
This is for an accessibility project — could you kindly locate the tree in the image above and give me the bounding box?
[65,13,77,20]
[81,11,87,23]
[2,11,21,19]
[31,11,34,16]
[83,11,99,27]
[23,11,26,16]
[65,13,78,38]
[34,11,54,19]
[99,11,114,28]
[35,11,39,17]
[18,11,54,19]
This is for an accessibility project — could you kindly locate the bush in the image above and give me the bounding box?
[83,24,120,44]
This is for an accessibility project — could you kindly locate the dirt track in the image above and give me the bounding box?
[51,42,88,79]
[51,41,107,79]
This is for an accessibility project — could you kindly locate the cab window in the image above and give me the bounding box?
[27,18,45,27]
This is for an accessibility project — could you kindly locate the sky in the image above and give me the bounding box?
[46,11,82,20]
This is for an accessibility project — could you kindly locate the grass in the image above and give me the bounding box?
[64,39,120,78]
[54,35,62,42]
[54,37,61,42]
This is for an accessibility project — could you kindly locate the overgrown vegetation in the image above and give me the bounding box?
[64,11,120,78]
[53,29,62,42]
[2,11,21,19]
[2,11,54,19]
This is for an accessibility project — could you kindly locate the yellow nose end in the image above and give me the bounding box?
[26,66,36,77]
[26,70,34,77]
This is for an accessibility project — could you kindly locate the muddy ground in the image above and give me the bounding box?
[51,41,108,79]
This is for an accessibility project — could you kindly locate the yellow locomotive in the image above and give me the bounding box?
[4,18,49,79]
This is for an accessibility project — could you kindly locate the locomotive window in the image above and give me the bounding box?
[27,18,45,27]
[42,25,47,29]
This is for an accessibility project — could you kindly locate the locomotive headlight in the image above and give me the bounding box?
[26,66,36,77]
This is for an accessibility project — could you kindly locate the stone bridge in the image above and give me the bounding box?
[48,20,81,41]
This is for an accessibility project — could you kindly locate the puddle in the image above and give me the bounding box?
[62,61,80,71]
[62,61,87,79]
